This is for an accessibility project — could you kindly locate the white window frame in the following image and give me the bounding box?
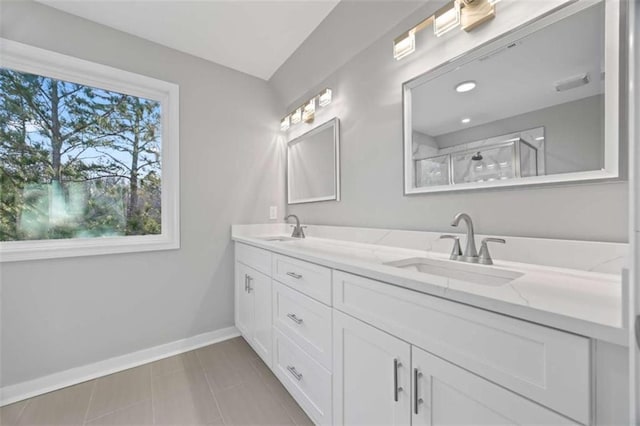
[0,39,180,262]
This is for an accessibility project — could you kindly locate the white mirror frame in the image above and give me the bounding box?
[403,0,626,195]
[287,117,341,205]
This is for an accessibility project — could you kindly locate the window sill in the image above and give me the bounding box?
[0,235,180,262]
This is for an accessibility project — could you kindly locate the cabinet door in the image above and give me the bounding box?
[235,262,253,338]
[333,310,411,426]
[248,269,272,367]
[411,346,577,426]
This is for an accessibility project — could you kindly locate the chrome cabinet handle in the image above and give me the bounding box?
[286,313,303,324]
[244,274,248,292]
[413,368,423,415]
[286,272,302,279]
[287,365,303,381]
[246,276,253,293]
[393,359,403,402]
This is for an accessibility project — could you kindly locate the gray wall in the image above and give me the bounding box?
[278,0,627,243]
[269,1,425,108]
[0,1,284,387]
[433,95,604,175]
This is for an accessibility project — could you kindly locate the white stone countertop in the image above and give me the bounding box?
[232,230,628,346]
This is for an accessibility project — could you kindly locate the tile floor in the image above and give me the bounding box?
[0,337,313,426]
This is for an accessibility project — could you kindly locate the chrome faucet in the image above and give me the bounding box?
[451,213,478,262]
[443,213,506,265]
[285,214,306,239]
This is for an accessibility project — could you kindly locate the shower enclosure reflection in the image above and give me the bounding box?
[415,128,544,187]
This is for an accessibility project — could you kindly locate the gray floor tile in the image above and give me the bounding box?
[219,337,259,363]
[86,365,152,421]
[17,381,94,426]
[85,400,153,425]
[152,368,211,402]
[153,369,222,425]
[215,381,295,426]
[5,337,311,426]
[153,392,223,425]
[252,359,313,426]
[0,400,28,426]
[197,344,263,393]
[150,351,201,377]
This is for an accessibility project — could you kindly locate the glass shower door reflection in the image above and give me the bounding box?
[415,154,450,187]
[452,145,516,184]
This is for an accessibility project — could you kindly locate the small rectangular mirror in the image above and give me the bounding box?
[287,118,340,204]
[403,0,625,194]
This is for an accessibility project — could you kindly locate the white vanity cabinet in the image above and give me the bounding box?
[332,270,591,424]
[332,310,411,426]
[234,241,629,425]
[332,309,576,426]
[235,244,273,367]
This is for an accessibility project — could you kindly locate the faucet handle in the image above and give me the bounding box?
[440,235,462,260]
[289,224,306,239]
[478,238,506,265]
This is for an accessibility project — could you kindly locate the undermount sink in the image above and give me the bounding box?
[385,257,523,286]
[255,236,298,242]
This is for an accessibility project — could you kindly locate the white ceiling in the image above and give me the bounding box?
[411,2,604,137]
[36,0,340,80]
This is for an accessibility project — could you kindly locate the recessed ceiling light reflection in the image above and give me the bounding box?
[455,81,477,93]
[461,118,471,124]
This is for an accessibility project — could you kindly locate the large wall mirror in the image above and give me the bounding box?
[403,0,625,194]
[287,118,340,204]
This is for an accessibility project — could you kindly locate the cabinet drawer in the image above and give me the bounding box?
[273,328,332,425]
[273,281,333,370]
[272,254,332,305]
[333,271,591,424]
[236,243,271,276]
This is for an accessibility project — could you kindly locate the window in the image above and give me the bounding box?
[0,39,179,261]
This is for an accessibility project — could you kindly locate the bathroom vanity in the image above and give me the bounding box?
[232,224,629,426]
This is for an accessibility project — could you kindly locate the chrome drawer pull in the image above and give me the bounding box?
[393,359,403,402]
[246,276,253,293]
[286,272,303,279]
[286,313,303,324]
[414,368,423,414]
[287,365,303,381]
[244,274,248,292]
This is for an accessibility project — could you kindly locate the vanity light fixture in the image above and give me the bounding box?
[393,0,498,60]
[455,80,477,93]
[279,88,333,131]
[318,88,332,107]
[290,108,302,125]
[434,2,461,37]
[280,116,290,131]
[393,30,416,60]
[302,99,316,123]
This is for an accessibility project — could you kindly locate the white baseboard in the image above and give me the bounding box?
[0,326,240,407]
